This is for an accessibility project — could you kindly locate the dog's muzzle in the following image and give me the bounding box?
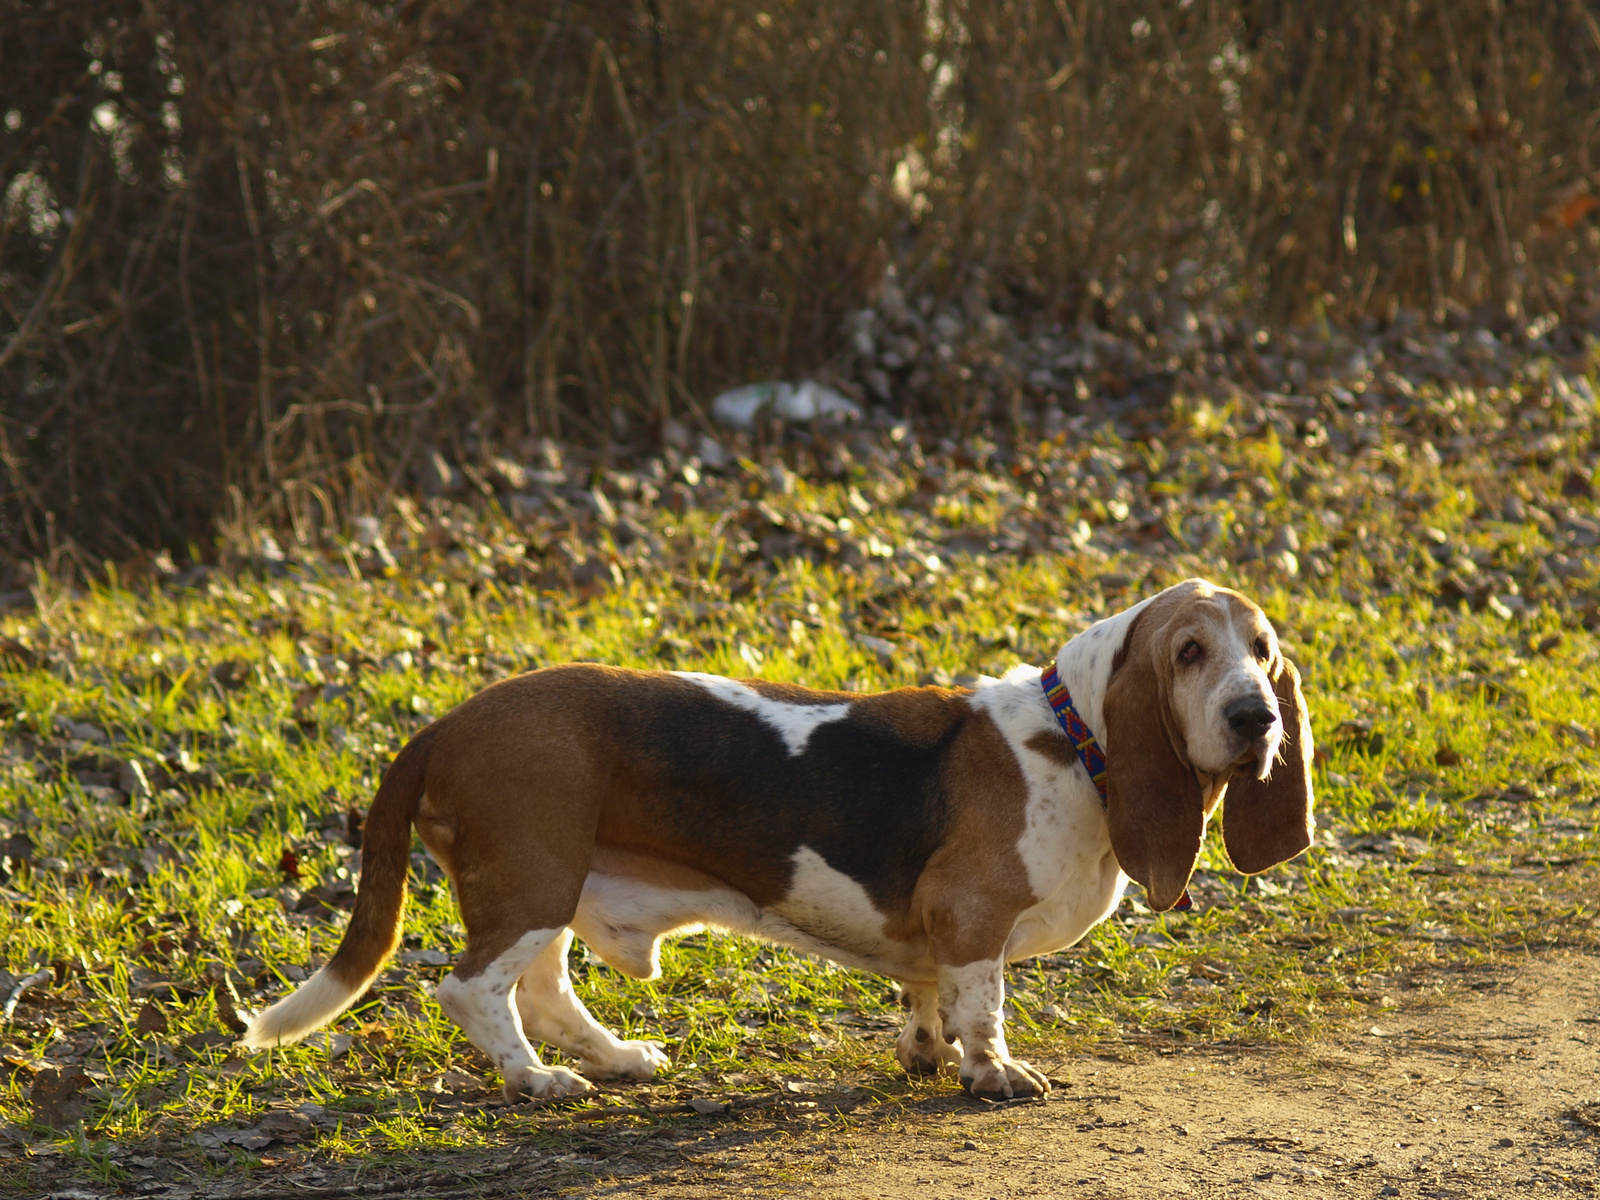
[1225,696,1281,778]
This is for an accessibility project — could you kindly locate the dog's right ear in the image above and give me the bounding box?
[1102,607,1206,912]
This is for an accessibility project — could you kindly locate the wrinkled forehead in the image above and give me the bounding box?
[1161,587,1273,645]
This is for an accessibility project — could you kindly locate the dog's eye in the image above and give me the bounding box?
[1178,640,1203,665]
[1253,635,1271,660]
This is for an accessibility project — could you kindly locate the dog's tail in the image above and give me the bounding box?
[241,729,433,1049]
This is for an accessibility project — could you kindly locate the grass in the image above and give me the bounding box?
[2,387,1600,1193]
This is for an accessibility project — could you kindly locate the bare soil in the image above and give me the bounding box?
[587,951,1600,1200]
[15,951,1600,1199]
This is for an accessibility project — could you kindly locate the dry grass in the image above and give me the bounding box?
[4,1,1600,563]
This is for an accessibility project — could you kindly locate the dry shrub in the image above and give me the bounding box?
[2,0,1597,562]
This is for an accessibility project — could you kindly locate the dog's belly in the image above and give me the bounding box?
[761,846,929,974]
[571,846,930,982]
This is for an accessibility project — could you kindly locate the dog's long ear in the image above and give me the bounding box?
[1223,655,1315,873]
[1103,609,1206,912]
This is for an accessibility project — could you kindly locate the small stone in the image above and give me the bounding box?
[864,367,893,401]
[397,948,450,968]
[962,1139,978,1151]
[121,759,156,804]
[661,418,692,450]
[687,1097,728,1115]
[207,661,251,693]
[696,436,729,470]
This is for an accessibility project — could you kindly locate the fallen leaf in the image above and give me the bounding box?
[210,974,249,1034]
[29,1066,88,1128]
[135,999,169,1036]
[291,684,321,719]
[253,1109,314,1142]
[439,1068,484,1092]
[302,1031,352,1057]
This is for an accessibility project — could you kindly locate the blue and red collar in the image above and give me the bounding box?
[1040,662,1193,912]
[1040,663,1108,802]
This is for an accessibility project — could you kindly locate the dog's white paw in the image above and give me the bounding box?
[582,1039,669,1080]
[501,1063,594,1103]
[959,1054,1049,1101]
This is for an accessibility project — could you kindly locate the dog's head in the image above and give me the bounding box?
[1100,579,1314,910]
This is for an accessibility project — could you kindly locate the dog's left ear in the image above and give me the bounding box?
[1223,655,1315,873]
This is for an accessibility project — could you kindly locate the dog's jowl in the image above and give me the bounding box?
[243,578,1314,1101]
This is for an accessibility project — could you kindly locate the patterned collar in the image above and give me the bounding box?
[1040,663,1107,807]
[1040,662,1193,912]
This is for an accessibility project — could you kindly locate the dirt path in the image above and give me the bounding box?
[609,951,1600,1200]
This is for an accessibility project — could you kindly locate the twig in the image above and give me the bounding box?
[0,152,98,375]
[2,968,51,1021]
[236,142,274,482]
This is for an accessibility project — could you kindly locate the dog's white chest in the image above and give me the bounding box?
[1003,848,1126,960]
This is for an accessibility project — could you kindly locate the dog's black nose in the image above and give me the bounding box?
[1226,699,1277,739]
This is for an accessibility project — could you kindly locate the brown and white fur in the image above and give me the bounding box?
[242,578,1314,1101]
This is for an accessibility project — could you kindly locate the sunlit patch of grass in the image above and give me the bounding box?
[1,463,1599,1187]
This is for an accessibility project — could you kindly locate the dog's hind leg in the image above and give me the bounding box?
[435,928,594,1102]
[513,929,669,1080]
[434,853,600,1102]
[894,981,962,1076]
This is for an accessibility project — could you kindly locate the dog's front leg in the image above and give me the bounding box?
[936,959,1049,1100]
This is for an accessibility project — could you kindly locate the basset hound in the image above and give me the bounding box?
[243,578,1314,1101]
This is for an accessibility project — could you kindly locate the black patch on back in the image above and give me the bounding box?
[602,680,962,911]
